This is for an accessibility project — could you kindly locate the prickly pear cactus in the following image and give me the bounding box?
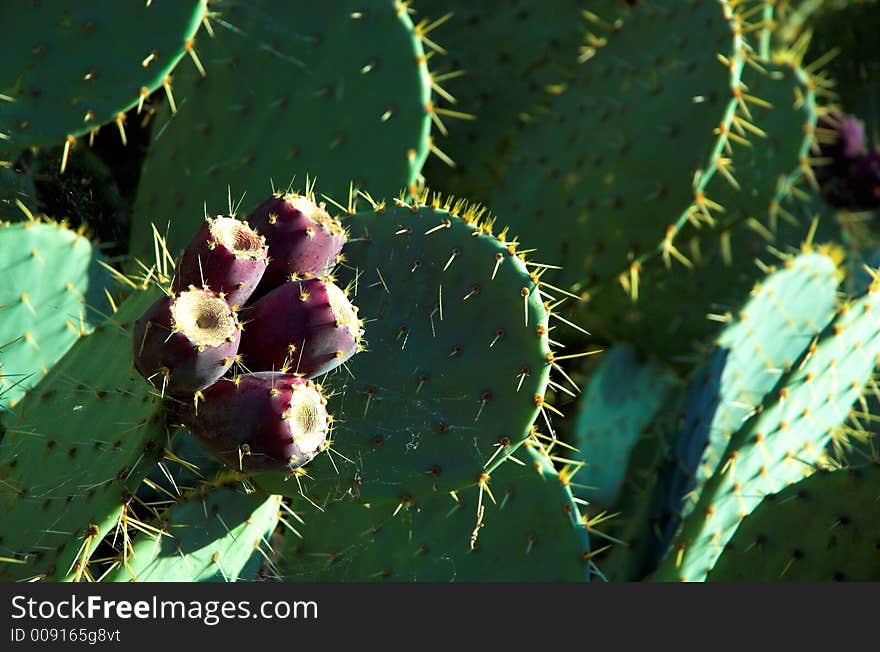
[0,220,110,409]
[130,0,435,257]
[660,251,840,520]
[709,464,880,581]
[492,0,745,296]
[279,442,590,581]
[571,344,676,508]
[253,194,560,506]
[568,56,823,357]
[0,1,207,151]
[0,287,166,581]
[601,249,840,580]
[108,482,280,582]
[418,0,593,203]
[654,280,880,581]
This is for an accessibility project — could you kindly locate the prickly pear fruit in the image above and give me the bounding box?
[238,278,362,377]
[173,215,268,307]
[132,287,242,395]
[823,113,866,159]
[814,112,880,211]
[176,372,332,473]
[246,193,346,293]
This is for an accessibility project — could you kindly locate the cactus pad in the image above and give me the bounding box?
[417,0,593,203]
[254,195,553,505]
[572,344,676,508]
[655,281,880,581]
[709,464,880,581]
[0,1,207,150]
[571,59,822,355]
[0,287,167,581]
[659,251,840,527]
[130,0,434,257]
[108,484,280,582]
[279,443,590,581]
[491,0,743,294]
[0,220,109,409]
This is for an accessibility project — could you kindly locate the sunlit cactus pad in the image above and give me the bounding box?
[0,220,109,409]
[108,483,280,582]
[656,280,880,582]
[0,288,166,581]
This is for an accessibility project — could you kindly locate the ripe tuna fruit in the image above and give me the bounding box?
[246,193,346,293]
[238,278,362,378]
[133,288,242,395]
[177,372,332,473]
[173,215,268,307]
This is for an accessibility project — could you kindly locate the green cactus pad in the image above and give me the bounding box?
[572,59,822,356]
[0,286,167,581]
[279,443,590,581]
[655,281,880,581]
[571,344,676,508]
[598,389,687,582]
[0,1,206,151]
[108,484,280,582]
[130,0,433,258]
[417,0,593,203]
[670,251,839,506]
[253,196,553,505]
[491,0,743,295]
[606,250,840,580]
[0,220,110,409]
[709,464,880,581]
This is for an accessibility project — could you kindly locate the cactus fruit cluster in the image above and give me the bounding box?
[3,0,880,583]
[132,192,355,474]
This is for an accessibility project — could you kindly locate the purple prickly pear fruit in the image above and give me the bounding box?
[820,112,865,160]
[815,112,866,185]
[133,288,242,395]
[173,215,268,308]
[238,278,362,378]
[246,193,346,293]
[177,372,332,473]
[813,112,880,210]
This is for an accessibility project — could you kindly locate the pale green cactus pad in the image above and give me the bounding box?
[655,280,880,581]
[0,287,166,581]
[572,344,676,508]
[0,220,110,409]
[108,483,280,582]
